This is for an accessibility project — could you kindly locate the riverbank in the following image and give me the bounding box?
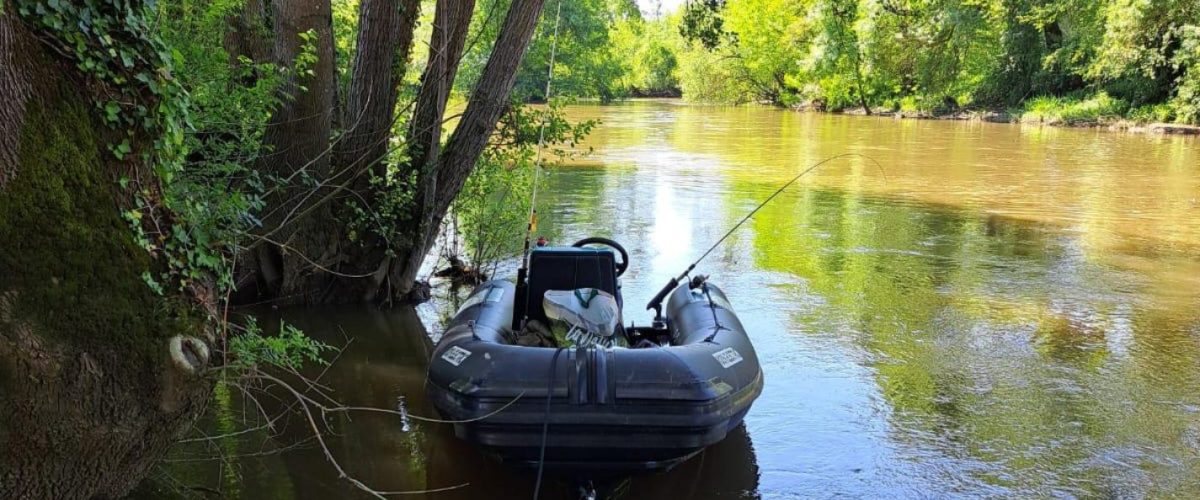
[834,108,1200,135]
[609,97,1200,136]
[821,93,1200,135]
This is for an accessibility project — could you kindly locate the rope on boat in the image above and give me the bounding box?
[529,4,565,499]
[533,346,567,500]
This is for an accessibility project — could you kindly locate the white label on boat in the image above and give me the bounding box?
[713,347,743,369]
[441,346,472,366]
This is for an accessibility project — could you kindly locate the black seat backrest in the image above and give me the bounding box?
[522,247,620,325]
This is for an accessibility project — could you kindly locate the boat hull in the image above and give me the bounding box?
[426,280,763,475]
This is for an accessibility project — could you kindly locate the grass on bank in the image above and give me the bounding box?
[1016,93,1131,125]
[1013,92,1196,127]
[865,91,1189,127]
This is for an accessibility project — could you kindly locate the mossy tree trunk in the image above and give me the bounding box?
[0,6,214,499]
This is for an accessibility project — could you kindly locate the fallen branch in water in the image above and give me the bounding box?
[168,337,485,499]
[163,436,316,462]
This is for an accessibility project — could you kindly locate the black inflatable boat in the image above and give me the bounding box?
[426,237,763,475]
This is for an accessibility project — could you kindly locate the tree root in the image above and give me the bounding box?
[433,255,488,286]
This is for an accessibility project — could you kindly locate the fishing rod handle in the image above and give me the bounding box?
[645,277,680,322]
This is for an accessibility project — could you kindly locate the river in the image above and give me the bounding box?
[157,100,1200,499]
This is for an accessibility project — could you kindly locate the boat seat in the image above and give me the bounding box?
[522,246,621,327]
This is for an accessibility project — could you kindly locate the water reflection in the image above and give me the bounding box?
[546,101,1200,497]
[153,306,760,499]
[158,101,1199,498]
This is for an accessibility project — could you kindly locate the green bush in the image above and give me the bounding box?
[1170,26,1200,125]
[1018,93,1130,125]
[1129,103,1176,124]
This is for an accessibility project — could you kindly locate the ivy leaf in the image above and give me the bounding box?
[112,139,132,160]
[104,101,120,123]
[141,271,164,296]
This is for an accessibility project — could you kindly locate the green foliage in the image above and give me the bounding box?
[14,0,189,175]
[611,15,681,95]
[461,0,683,101]
[332,0,362,92]
[652,0,1200,123]
[679,0,729,50]
[341,159,419,254]
[629,42,679,93]
[1129,103,1176,123]
[1017,92,1130,125]
[151,2,324,297]
[676,41,755,103]
[807,0,870,109]
[517,0,634,102]
[451,100,597,269]
[457,0,635,102]
[228,317,331,370]
[723,0,806,105]
[1170,25,1200,124]
[14,0,334,371]
[155,0,293,293]
[14,0,280,296]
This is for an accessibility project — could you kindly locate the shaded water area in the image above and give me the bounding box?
[159,101,1200,498]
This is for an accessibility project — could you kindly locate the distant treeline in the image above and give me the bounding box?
[501,0,1199,125]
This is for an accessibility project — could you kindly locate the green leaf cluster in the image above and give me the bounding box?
[228,317,332,371]
[450,99,597,270]
[668,0,1199,123]
[501,0,1198,124]
[14,0,335,370]
[14,0,281,296]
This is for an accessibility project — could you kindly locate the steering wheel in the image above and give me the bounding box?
[572,237,629,277]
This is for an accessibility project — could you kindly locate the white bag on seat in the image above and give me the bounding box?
[542,288,622,348]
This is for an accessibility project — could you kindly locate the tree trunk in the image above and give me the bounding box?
[394,0,548,293]
[407,0,476,172]
[0,6,214,498]
[263,0,337,177]
[853,37,870,115]
[855,73,872,115]
[241,0,428,305]
[234,0,547,305]
[338,0,422,180]
[251,0,341,304]
[223,0,274,69]
[275,0,426,305]
[398,0,478,295]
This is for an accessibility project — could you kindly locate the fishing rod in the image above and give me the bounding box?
[513,0,564,333]
[645,153,884,322]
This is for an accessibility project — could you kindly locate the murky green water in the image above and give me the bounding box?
[159,101,1200,498]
